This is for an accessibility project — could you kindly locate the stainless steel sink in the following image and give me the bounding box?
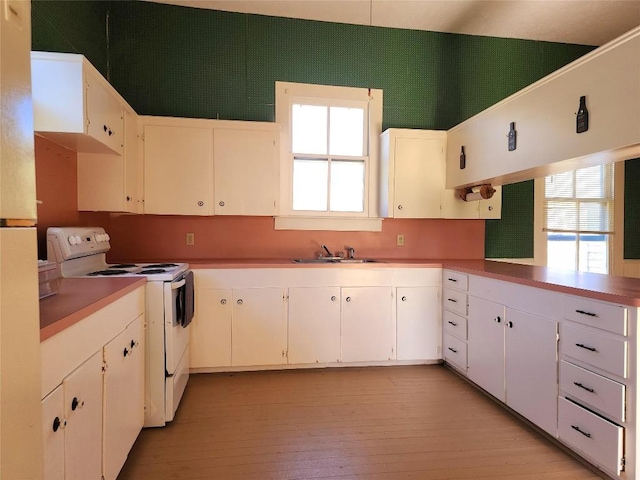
[292,258,381,264]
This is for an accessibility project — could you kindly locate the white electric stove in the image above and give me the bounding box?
[47,226,192,427]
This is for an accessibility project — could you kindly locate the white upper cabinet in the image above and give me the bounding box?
[77,106,142,213]
[380,129,501,219]
[446,27,640,189]
[142,119,214,216]
[31,52,125,155]
[213,126,279,216]
[380,129,445,218]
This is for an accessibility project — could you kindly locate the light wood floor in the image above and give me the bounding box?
[118,365,606,479]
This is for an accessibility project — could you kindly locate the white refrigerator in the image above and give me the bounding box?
[0,0,44,478]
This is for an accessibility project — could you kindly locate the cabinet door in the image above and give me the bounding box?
[505,309,558,436]
[124,108,142,213]
[440,188,480,218]
[232,288,286,366]
[191,289,232,368]
[42,386,65,480]
[63,351,103,480]
[396,287,440,361]
[467,296,506,401]
[214,128,277,216]
[479,185,502,219]
[143,125,213,215]
[288,287,341,364]
[103,315,145,480]
[342,287,394,362]
[392,137,444,218]
[85,67,124,155]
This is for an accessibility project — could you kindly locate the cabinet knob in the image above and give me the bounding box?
[401,296,407,301]
[506,321,513,328]
[488,206,493,211]
[71,397,84,411]
[397,205,403,210]
[130,339,136,349]
[197,201,204,206]
[330,296,337,302]
[126,196,131,202]
[494,316,501,323]
[221,299,227,305]
[237,299,243,305]
[123,347,129,357]
[52,417,62,432]
[345,297,351,302]
[219,201,225,207]
[103,125,108,132]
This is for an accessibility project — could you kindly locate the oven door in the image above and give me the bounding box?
[163,274,191,376]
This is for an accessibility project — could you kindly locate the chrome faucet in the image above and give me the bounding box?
[321,244,334,258]
[345,246,355,259]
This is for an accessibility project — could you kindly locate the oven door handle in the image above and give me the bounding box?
[171,279,186,290]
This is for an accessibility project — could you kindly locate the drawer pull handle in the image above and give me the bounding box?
[571,425,592,438]
[447,321,458,326]
[447,298,457,303]
[573,382,595,393]
[447,347,457,353]
[575,343,597,352]
[448,278,458,282]
[576,309,597,317]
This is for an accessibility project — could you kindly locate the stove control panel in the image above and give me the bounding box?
[47,227,111,262]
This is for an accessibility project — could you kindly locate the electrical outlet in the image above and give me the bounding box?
[186,233,195,246]
[396,234,405,247]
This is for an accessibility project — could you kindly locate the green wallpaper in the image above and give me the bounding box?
[32,0,600,258]
[31,0,109,78]
[625,159,640,259]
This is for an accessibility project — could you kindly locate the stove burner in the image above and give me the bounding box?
[109,264,137,269]
[138,269,167,275]
[145,263,178,268]
[88,270,128,276]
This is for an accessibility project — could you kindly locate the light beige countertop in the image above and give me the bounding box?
[39,277,146,342]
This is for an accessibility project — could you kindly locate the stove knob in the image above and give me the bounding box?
[95,234,101,243]
[68,236,76,246]
[104,234,110,241]
[75,235,83,244]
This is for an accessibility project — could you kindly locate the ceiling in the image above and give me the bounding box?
[144,0,640,46]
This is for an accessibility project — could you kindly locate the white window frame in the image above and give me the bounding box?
[533,163,621,274]
[275,81,383,231]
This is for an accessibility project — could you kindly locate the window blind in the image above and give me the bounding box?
[544,163,615,234]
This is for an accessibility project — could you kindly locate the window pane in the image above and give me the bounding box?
[545,171,573,198]
[329,107,364,156]
[330,160,364,212]
[547,233,577,271]
[292,104,327,155]
[576,165,606,199]
[292,158,328,211]
[578,234,609,274]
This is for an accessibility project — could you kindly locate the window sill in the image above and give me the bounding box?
[274,216,383,232]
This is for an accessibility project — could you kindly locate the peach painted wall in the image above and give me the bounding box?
[34,135,485,262]
[34,136,111,259]
[107,215,485,262]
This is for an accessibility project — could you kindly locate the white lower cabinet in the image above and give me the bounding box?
[467,296,506,401]
[288,287,341,364]
[41,287,145,480]
[341,287,394,362]
[505,309,558,436]
[42,351,103,480]
[231,288,287,366]
[191,289,232,368]
[103,315,145,480]
[396,287,440,361]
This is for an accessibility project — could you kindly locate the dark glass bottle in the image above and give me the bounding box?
[576,95,589,133]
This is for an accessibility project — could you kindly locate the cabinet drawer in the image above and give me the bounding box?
[563,296,627,336]
[560,360,626,423]
[561,324,627,378]
[443,270,468,291]
[443,288,467,316]
[443,310,467,340]
[558,397,624,476]
[443,333,467,373]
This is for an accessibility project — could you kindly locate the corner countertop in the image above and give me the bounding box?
[443,259,640,307]
[39,277,146,342]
